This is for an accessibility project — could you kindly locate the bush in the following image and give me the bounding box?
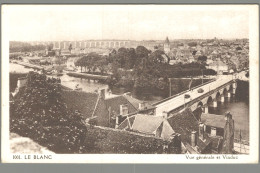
[10,72,87,153]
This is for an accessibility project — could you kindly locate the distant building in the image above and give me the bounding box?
[164,37,171,55]
[207,60,228,74]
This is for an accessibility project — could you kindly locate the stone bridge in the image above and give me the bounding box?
[153,77,237,116]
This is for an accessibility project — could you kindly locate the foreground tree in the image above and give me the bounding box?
[10,72,87,153]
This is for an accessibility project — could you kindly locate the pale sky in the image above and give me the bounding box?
[3,5,250,41]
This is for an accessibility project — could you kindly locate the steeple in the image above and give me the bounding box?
[164,36,170,54]
[165,37,170,44]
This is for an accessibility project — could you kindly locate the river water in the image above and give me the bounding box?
[209,97,249,141]
[10,63,249,141]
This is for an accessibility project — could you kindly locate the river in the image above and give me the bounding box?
[209,97,249,141]
[10,63,249,141]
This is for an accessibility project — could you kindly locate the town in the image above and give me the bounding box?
[9,36,249,155]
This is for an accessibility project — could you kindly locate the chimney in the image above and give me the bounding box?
[139,101,147,110]
[115,115,120,128]
[199,123,205,141]
[100,89,105,99]
[17,77,27,89]
[139,102,145,110]
[225,111,232,122]
[162,140,169,154]
[120,104,128,116]
[191,131,197,147]
[108,90,112,96]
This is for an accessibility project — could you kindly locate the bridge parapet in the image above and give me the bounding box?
[153,79,216,106]
[162,79,237,115]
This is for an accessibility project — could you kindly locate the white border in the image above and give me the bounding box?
[1,4,259,163]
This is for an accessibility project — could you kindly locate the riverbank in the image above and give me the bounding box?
[67,72,110,81]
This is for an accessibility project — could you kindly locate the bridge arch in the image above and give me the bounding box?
[226,85,230,91]
[219,88,224,95]
[207,96,213,107]
[216,92,221,102]
[228,84,233,92]
[223,88,228,97]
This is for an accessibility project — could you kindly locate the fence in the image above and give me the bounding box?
[234,138,250,154]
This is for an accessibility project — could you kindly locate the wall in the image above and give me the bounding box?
[83,125,180,154]
[10,73,27,92]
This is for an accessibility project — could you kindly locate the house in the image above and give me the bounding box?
[200,112,235,154]
[116,107,235,154]
[167,109,212,154]
[200,113,226,137]
[61,49,71,56]
[66,57,80,70]
[164,37,171,55]
[117,108,212,154]
[62,88,154,128]
[12,77,28,97]
[61,90,110,127]
[117,113,175,140]
[104,92,155,128]
[207,60,228,74]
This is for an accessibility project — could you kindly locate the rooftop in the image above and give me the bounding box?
[201,113,226,129]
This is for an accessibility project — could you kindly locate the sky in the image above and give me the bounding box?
[4,5,250,41]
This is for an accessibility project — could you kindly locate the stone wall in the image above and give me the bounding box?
[83,125,181,154]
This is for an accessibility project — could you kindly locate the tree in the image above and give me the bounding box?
[187,42,197,47]
[198,55,207,62]
[126,48,137,69]
[48,43,54,51]
[236,47,242,51]
[136,46,150,60]
[10,72,87,153]
[149,50,168,64]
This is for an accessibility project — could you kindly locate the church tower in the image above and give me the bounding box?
[164,36,170,54]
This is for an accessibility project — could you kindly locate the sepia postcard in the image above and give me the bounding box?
[1,4,259,163]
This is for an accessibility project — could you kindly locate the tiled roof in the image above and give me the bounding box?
[118,114,175,140]
[105,95,138,116]
[201,113,226,129]
[167,108,211,152]
[61,90,99,119]
[94,96,110,127]
[128,116,135,127]
[132,115,165,135]
[123,95,142,110]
